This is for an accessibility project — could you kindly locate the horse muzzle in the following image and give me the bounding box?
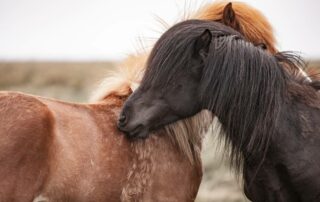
[117,115,150,139]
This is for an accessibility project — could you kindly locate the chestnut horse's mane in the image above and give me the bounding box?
[193,1,277,54]
[90,54,148,101]
[90,2,287,164]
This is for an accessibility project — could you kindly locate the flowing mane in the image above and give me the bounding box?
[141,19,316,171]
[201,37,287,170]
[90,1,280,102]
[90,53,148,101]
[89,2,297,164]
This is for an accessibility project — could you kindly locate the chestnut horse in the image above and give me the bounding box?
[0,90,205,202]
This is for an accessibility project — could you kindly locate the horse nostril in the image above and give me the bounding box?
[119,114,126,122]
[118,114,127,126]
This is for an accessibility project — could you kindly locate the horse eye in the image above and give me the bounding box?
[256,43,267,50]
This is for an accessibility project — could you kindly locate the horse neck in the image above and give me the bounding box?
[201,43,286,167]
[101,94,203,164]
[100,95,202,200]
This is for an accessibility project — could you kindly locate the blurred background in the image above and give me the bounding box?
[0,0,319,201]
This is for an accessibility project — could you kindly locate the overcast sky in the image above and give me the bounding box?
[0,0,319,61]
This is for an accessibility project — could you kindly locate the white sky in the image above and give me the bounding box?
[0,0,319,61]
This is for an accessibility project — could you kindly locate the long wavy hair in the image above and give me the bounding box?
[140,19,319,171]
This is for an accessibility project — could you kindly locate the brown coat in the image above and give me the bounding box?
[0,92,202,202]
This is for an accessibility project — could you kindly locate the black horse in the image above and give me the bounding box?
[118,20,320,201]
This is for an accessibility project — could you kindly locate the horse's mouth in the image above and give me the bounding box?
[121,124,150,140]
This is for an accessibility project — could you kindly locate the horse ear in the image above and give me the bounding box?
[194,29,212,59]
[222,3,241,32]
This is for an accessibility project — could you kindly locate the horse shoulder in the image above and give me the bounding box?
[272,101,320,201]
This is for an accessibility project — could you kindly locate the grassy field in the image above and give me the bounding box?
[0,61,115,102]
[0,60,319,202]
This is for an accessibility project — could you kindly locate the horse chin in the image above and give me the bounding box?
[126,126,150,140]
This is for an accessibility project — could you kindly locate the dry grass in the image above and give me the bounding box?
[0,61,115,102]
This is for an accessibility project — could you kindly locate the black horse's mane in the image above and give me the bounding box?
[202,36,286,171]
[142,20,243,87]
[142,20,315,172]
